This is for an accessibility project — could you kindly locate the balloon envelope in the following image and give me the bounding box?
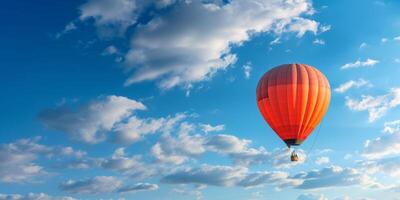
[256,64,331,147]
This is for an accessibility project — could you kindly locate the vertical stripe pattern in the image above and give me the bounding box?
[256,64,331,145]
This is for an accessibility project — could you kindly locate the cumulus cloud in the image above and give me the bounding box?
[0,137,84,183]
[151,123,206,165]
[79,0,141,37]
[60,176,122,194]
[345,88,400,122]
[151,122,302,168]
[286,17,319,37]
[65,0,323,90]
[361,156,400,177]
[113,0,318,89]
[101,148,154,179]
[334,79,371,93]
[161,165,301,188]
[341,58,379,70]
[297,193,328,200]
[293,166,381,190]
[0,193,76,200]
[362,121,400,159]
[39,95,145,144]
[315,157,330,165]
[59,176,158,194]
[113,113,185,144]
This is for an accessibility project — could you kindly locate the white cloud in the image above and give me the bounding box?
[242,63,252,79]
[206,134,251,154]
[151,123,206,165]
[286,17,319,38]
[381,38,388,43]
[294,166,381,189]
[199,123,225,133]
[383,120,400,134]
[101,148,154,179]
[161,165,247,187]
[102,45,119,55]
[313,39,325,45]
[345,88,400,122]
[0,137,84,183]
[341,58,379,70]
[55,22,77,39]
[69,0,323,90]
[270,37,281,45]
[40,95,146,144]
[362,124,400,159]
[297,193,328,200]
[361,156,400,177]
[315,157,330,165]
[79,0,140,37]
[334,79,371,93]
[161,165,301,188]
[122,0,320,89]
[113,114,185,144]
[359,42,367,49]
[319,24,331,33]
[394,36,400,41]
[117,183,159,193]
[60,176,158,194]
[152,121,303,168]
[0,193,76,200]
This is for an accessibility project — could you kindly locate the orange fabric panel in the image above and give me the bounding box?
[256,64,331,144]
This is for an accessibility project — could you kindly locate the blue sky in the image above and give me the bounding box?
[1,0,400,199]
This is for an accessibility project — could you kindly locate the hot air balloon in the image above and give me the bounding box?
[256,64,331,161]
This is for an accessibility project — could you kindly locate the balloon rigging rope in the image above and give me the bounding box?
[306,117,325,158]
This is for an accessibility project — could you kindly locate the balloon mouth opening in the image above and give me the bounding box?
[284,139,304,148]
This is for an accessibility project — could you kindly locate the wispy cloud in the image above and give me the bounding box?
[297,193,328,200]
[242,63,252,79]
[334,79,371,93]
[319,24,331,33]
[313,39,325,45]
[0,193,76,200]
[270,37,281,45]
[69,0,323,89]
[345,88,400,122]
[200,123,225,133]
[59,176,158,194]
[294,166,382,189]
[161,165,301,188]
[341,58,379,70]
[315,156,330,165]
[359,42,367,49]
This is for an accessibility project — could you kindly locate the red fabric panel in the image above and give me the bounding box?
[256,64,331,144]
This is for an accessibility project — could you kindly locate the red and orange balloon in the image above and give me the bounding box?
[256,64,331,148]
